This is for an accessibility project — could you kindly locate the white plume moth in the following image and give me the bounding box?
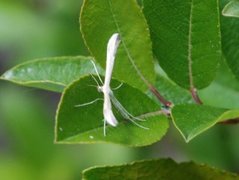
[76,33,148,136]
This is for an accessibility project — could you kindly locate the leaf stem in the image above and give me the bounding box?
[148,84,173,108]
[190,87,203,104]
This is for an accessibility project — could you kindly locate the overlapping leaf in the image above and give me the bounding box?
[82,158,238,179]
[1,55,194,106]
[221,0,239,81]
[154,75,193,105]
[143,0,221,90]
[55,76,169,147]
[1,56,100,92]
[199,59,239,109]
[172,104,239,142]
[80,0,155,91]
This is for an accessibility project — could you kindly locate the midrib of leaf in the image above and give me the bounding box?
[107,0,151,87]
[1,78,66,86]
[188,0,194,90]
[58,110,164,141]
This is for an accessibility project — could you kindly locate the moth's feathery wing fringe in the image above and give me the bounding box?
[109,91,149,130]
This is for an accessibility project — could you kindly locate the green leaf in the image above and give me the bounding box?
[199,59,239,109]
[222,0,239,18]
[80,0,155,91]
[221,0,239,81]
[1,56,100,92]
[82,158,238,179]
[172,104,239,142]
[154,75,193,105]
[55,76,169,147]
[143,0,221,90]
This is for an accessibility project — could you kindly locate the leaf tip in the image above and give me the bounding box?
[1,70,14,80]
[179,131,195,143]
[222,1,239,18]
[183,132,198,143]
[185,137,192,143]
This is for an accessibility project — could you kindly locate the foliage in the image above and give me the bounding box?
[83,158,238,180]
[55,76,169,146]
[143,0,221,89]
[1,0,239,178]
[221,0,239,82]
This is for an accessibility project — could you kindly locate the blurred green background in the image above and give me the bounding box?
[0,0,238,179]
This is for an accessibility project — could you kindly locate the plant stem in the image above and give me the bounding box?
[148,84,173,108]
[190,87,203,104]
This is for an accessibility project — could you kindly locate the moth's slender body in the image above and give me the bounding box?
[98,33,121,127]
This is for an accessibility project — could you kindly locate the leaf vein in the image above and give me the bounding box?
[108,0,150,87]
[188,0,194,89]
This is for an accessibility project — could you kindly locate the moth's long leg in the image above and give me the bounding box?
[110,92,145,121]
[112,82,123,91]
[75,98,103,107]
[110,93,149,130]
[90,60,104,85]
[90,73,101,87]
[104,118,107,136]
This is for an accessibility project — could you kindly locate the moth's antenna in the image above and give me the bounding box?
[90,73,100,87]
[90,60,104,85]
